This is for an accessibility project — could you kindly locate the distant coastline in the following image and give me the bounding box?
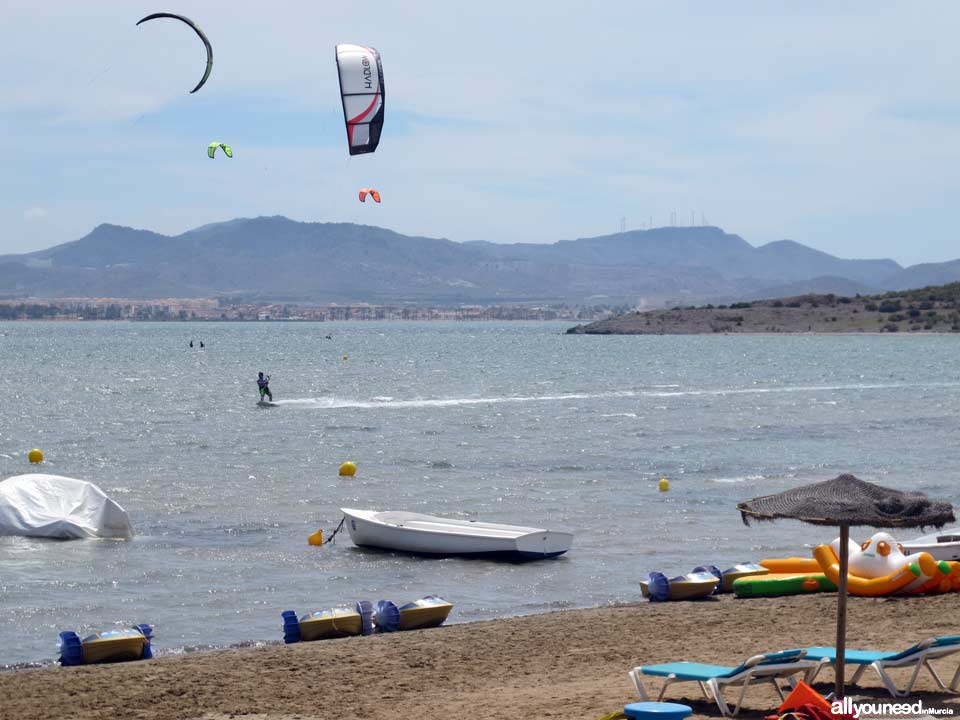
[0,299,605,323]
[567,283,960,335]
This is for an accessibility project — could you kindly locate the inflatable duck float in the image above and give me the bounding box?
[741,531,960,598]
[813,531,960,596]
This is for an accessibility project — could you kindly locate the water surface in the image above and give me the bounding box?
[1,322,958,665]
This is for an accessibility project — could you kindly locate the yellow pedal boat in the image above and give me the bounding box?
[59,625,153,666]
[296,607,363,641]
[398,596,453,630]
[640,571,719,601]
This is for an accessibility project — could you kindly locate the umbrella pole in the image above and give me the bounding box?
[835,524,850,699]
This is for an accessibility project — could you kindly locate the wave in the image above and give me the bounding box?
[264,380,960,411]
[265,392,635,410]
[710,474,766,484]
[644,380,960,398]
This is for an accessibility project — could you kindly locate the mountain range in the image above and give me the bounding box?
[1,216,958,306]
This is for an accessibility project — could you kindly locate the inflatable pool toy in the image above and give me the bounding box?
[760,557,821,574]
[813,531,945,597]
[59,625,153,665]
[282,607,362,643]
[398,595,453,630]
[640,571,718,601]
[913,560,960,594]
[733,572,836,598]
[755,532,960,597]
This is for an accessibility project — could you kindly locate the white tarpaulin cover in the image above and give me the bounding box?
[0,473,133,539]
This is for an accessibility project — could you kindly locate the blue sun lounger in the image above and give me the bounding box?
[628,649,817,717]
[804,635,960,698]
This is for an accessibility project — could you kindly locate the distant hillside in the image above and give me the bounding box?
[742,275,878,301]
[0,216,955,306]
[567,283,960,334]
[883,259,960,290]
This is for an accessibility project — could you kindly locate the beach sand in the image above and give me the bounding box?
[3,593,959,720]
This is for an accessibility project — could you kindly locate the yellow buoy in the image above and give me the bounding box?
[338,461,357,477]
[342,355,349,361]
[28,448,44,464]
[658,477,669,492]
[308,529,323,546]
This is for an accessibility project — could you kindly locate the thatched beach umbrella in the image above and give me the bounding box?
[737,474,954,699]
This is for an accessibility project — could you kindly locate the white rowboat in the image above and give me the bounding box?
[341,508,573,559]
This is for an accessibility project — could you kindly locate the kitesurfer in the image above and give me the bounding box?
[257,372,272,401]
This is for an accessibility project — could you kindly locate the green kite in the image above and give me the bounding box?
[207,142,233,159]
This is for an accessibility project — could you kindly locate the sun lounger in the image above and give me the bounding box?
[804,635,960,698]
[628,649,817,716]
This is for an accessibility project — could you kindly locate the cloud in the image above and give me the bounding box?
[23,206,48,222]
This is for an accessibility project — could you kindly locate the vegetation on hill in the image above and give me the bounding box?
[567,282,960,334]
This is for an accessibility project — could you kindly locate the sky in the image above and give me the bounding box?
[2,1,960,266]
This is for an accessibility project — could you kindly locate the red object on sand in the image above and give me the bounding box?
[777,681,832,714]
[764,681,854,720]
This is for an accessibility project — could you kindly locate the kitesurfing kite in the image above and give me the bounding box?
[335,44,385,155]
[207,142,233,158]
[136,13,213,94]
[358,188,381,203]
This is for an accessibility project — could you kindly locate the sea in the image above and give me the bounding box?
[1,321,959,666]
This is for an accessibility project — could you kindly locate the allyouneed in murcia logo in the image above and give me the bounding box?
[832,697,955,717]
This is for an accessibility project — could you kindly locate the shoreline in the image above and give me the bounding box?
[5,594,959,720]
[0,602,582,672]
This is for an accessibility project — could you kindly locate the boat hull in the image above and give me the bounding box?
[398,596,453,630]
[640,573,718,601]
[342,508,573,559]
[298,608,362,641]
[81,632,149,664]
[903,530,960,562]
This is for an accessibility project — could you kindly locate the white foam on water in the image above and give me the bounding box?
[711,475,766,484]
[645,380,960,398]
[267,391,639,410]
[265,380,960,411]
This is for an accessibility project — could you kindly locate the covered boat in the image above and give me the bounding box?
[0,473,133,539]
[341,508,573,559]
[903,528,960,562]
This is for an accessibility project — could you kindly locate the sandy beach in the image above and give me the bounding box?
[3,592,959,720]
